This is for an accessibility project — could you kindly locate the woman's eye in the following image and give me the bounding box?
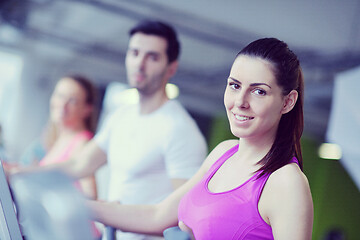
[253,88,266,96]
[229,82,240,90]
[68,98,79,105]
[128,49,138,57]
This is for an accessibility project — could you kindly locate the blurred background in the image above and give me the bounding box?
[0,0,359,239]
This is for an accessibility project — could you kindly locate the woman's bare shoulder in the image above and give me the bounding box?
[268,163,309,189]
[263,162,313,239]
[265,162,312,210]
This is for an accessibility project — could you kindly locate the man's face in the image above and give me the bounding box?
[125,33,172,96]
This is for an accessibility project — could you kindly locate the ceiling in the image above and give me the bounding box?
[1,0,360,141]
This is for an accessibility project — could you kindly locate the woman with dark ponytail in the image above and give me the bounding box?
[238,38,305,177]
[88,38,313,240]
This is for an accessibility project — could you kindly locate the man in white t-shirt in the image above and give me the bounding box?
[11,20,207,239]
[97,100,206,206]
[97,20,207,239]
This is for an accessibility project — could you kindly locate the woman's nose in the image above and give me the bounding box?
[235,91,250,109]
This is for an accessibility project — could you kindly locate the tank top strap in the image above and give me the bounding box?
[63,129,90,150]
[254,171,271,203]
[73,130,93,142]
[208,144,239,174]
[289,156,299,165]
[62,130,93,158]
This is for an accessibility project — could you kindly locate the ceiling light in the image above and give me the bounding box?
[318,143,342,160]
[166,83,179,99]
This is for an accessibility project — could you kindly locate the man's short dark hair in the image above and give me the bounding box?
[129,20,180,63]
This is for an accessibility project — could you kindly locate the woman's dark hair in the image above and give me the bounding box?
[129,20,180,63]
[237,38,304,177]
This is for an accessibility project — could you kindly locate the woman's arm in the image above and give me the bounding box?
[87,140,237,235]
[87,164,205,235]
[7,139,107,183]
[261,163,313,240]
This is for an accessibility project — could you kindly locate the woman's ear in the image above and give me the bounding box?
[281,90,298,114]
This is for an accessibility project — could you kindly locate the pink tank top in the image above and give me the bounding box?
[178,144,298,240]
[39,130,93,191]
[39,130,93,166]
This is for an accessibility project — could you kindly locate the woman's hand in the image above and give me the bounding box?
[2,161,21,181]
[178,221,195,240]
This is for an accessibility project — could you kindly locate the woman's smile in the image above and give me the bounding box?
[232,112,254,121]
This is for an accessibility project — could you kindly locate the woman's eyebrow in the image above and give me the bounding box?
[228,77,241,84]
[250,83,271,89]
[228,77,271,89]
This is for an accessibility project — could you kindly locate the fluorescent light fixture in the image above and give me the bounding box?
[318,143,342,160]
[165,83,179,99]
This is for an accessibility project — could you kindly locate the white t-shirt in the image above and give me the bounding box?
[95,100,207,239]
